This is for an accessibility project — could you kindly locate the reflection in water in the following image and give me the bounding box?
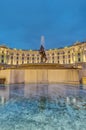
[0,84,9,104]
[80,84,83,89]
[38,96,47,111]
[0,83,86,108]
[36,84,48,111]
[0,84,86,130]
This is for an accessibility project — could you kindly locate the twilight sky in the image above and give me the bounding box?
[0,0,86,50]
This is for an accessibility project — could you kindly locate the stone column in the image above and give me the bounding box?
[54,53,57,63]
[65,52,68,64]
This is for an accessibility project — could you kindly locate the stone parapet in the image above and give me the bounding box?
[0,64,80,85]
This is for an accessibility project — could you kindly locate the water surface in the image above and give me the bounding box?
[0,84,86,130]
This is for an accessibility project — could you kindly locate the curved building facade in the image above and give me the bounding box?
[0,42,86,65]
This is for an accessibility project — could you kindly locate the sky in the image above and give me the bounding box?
[0,0,86,50]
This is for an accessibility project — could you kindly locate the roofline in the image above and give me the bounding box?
[0,41,86,51]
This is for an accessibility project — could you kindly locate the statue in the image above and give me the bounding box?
[39,44,47,63]
[39,36,47,63]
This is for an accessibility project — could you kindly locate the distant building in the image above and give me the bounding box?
[0,41,86,65]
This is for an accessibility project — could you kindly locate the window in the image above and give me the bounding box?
[68,55,70,58]
[78,58,80,62]
[2,51,4,54]
[78,53,80,56]
[32,57,34,60]
[32,54,34,57]
[17,57,19,59]
[63,56,65,59]
[17,53,19,56]
[22,53,24,56]
[27,57,29,60]
[1,55,4,58]
[27,54,29,56]
[57,56,59,59]
[11,56,13,59]
[52,57,54,59]
[1,59,4,63]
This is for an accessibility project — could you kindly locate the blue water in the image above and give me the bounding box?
[0,84,86,130]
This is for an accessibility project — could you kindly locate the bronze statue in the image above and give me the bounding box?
[39,45,47,63]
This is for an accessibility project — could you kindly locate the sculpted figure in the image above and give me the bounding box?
[39,45,47,63]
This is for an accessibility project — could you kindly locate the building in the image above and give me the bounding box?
[0,41,86,65]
